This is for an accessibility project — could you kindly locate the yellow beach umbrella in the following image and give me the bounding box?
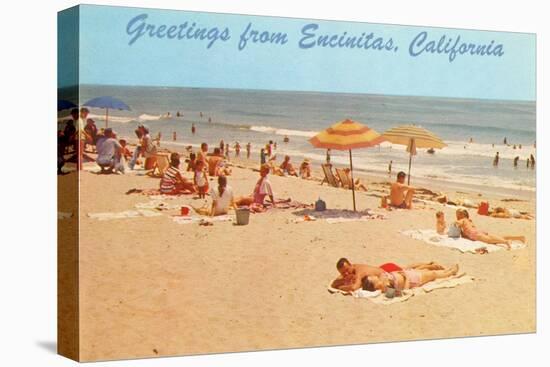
[382,125,447,185]
[309,119,385,211]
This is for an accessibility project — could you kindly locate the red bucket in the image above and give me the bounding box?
[477,201,489,216]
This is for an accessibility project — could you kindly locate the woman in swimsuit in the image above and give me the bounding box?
[362,264,459,292]
[455,209,524,249]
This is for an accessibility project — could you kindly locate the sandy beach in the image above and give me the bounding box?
[58,149,536,362]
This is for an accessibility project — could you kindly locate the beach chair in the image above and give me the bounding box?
[335,168,352,189]
[321,164,340,187]
[147,153,170,178]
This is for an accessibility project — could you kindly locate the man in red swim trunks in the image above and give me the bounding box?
[331,258,442,292]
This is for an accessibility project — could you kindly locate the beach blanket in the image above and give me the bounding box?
[172,214,233,225]
[87,209,163,220]
[125,188,192,196]
[327,273,474,304]
[135,200,181,211]
[400,229,525,254]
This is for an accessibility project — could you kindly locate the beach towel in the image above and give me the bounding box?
[135,200,181,211]
[400,229,526,254]
[125,188,193,196]
[87,209,163,220]
[327,273,474,304]
[172,214,233,225]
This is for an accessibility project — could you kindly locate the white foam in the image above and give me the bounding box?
[250,125,317,138]
[88,113,134,124]
[138,113,163,122]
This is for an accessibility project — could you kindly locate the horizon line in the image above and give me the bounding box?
[60,83,536,104]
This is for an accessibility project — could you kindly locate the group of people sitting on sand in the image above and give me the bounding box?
[331,257,459,293]
[158,141,290,215]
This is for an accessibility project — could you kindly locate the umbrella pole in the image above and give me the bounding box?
[349,149,356,211]
[407,152,412,185]
[105,108,109,128]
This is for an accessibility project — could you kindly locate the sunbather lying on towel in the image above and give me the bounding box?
[455,209,525,249]
[331,257,445,292]
[362,264,459,292]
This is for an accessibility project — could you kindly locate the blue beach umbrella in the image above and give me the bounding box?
[83,96,131,128]
[57,99,77,112]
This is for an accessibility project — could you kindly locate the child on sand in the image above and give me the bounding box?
[186,152,196,172]
[118,139,133,160]
[436,211,446,234]
[194,160,209,199]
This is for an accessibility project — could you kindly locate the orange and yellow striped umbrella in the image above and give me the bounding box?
[309,119,385,150]
[309,119,385,211]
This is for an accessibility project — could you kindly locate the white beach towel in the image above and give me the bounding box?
[87,209,163,220]
[135,200,181,211]
[172,214,233,225]
[400,229,525,254]
[328,273,474,305]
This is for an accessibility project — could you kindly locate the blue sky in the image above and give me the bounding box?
[59,5,536,101]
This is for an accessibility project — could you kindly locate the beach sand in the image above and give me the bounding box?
[62,152,536,361]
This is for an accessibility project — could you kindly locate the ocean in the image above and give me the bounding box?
[71,84,536,193]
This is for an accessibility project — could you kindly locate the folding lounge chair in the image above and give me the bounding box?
[335,168,352,189]
[321,164,340,187]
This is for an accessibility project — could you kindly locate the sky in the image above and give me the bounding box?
[58,4,536,101]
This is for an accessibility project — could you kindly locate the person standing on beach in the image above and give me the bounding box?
[493,152,500,167]
[234,142,241,157]
[514,156,519,168]
[172,131,177,141]
[141,125,157,170]
[530,154,535,169]
[81,108,98,152]
[225,143,230,161]
[246,142,251,159]
[503,137,508,145]
[388,160,393,175]
[326,149,331,165]
[197,142,209,165]
[219,139,225,152]
[194,159,209,199]
[128,125,144,170]
[260,148,267,165]
[191,123,196,135]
